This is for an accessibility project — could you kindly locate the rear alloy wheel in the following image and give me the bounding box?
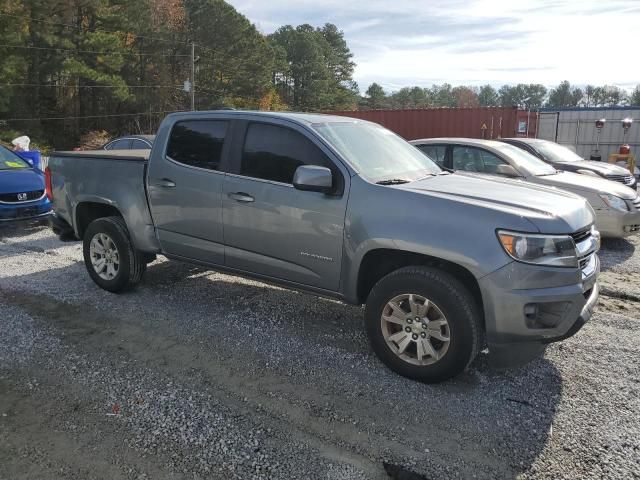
[89,233,120,281]
[365,266,482,383]
[82,216,146,293]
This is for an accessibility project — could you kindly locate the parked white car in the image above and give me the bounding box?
[411,138,640,238]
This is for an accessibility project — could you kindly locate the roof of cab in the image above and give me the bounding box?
[166,110,364,125]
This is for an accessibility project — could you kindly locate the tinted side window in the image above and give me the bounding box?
[241,123,329,184]
[167,121,228,171]
[452,146,506,174]
[417,145,446,167]
[131,139,151,149]
[106,139,131,150]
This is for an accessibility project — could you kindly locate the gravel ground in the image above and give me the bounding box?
[1,223,639,479]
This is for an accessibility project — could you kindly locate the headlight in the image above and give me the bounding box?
[576,169,600,177]
[599,193,629,212]
[497,230,578,267]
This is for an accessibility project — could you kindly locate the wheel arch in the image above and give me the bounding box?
[74,201,124,240]
[355,248,484,323]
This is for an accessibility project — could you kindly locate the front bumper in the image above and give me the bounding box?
[0,198,52,223]
[479,256,599,368]
[595,207,640,238]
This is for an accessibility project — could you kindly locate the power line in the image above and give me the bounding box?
[0,12,235,58]
[0,43,190,57]
[1,110,182,122]
[0,14,254,65]
[0,83,184,89]
[0,12,190,47]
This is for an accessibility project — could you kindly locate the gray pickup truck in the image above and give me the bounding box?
[47,111,600,383]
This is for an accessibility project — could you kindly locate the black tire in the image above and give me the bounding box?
[82,216,146,293]
[364,266,482,383]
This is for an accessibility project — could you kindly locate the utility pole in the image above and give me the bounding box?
[190,41,196,111]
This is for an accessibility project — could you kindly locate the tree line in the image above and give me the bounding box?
[361,81,640,110]
[1,0,639,149]
[0,0,358,148]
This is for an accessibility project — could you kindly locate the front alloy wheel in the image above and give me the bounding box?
[381,293,451,365]
[364,266,482,383]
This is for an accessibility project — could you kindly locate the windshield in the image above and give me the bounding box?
[312,121,441,182]
[533,141,585,163]
[0,145,31,170]
[492,143,557,176]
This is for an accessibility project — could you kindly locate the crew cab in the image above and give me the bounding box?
[47,111,600,383]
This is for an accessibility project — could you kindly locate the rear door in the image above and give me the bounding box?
[222,120,349,291]
[147,119,230,264]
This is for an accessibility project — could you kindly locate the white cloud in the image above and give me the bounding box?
[227,0,640,91]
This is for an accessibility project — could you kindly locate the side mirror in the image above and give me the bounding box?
[496,164,520,177]
[293,165,333,193]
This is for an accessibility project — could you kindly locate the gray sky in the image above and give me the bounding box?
[227,0,640,93]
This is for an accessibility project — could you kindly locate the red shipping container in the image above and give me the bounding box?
[327,107,537,141]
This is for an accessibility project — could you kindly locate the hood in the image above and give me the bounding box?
[0,168,44,194]
[557,160,631,176]
[397,172,593,233]
[538,171,637,200]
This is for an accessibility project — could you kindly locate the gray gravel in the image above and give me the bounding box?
[1,224,639,479]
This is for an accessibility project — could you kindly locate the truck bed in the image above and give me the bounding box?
[52,149,150,161]
[47,149,159,252]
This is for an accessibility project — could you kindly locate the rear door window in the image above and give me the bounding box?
[417,145,447,167]
[167,120,228,171]
[240,123,330,184]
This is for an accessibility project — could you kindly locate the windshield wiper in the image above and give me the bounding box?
[376,178,411,185]
[413,173,437,181]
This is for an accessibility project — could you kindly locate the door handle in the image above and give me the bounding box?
[153,179,176,188]
[228,192,254,203]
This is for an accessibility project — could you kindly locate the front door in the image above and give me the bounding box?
[147,119,230,264]
[222,121,349,291]
[451,145,509,176]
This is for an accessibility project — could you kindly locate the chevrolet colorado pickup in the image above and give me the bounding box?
[47,111,600,382]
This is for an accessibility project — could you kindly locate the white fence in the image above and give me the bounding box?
[538,108,640,160]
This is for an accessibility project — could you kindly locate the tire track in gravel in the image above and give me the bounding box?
[0,288,507,479]
[0,374,178,480]
[0,295,385,480]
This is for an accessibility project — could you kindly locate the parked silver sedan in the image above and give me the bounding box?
[411,138,640,238]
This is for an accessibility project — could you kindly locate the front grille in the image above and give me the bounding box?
[571,227,597,276]
[606,174,635,186]
[571,228,591,244]
[579,256,590,269]
[0,190,45,203]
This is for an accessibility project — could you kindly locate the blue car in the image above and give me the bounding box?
[0,145,52,223]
